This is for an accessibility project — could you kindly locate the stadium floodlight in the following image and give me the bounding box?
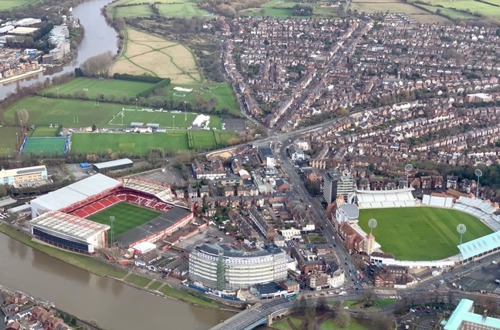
[404,164,413,188]
[109,216,115,247]
[368,218,377,235]
[474,169,482,198]
[456,223,466,246]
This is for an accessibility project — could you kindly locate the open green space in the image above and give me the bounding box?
[71,130,238,155]
[0,0,41,10]
[271,315,303,330]
[88,202,160,238]
[157,2,210,18]
[359,207,493,261]
[148,280,163,291]
[31,126,59,137]
[3,96,226,129]
[243,0,339,18]
[22,137,67,156]
[125,273,152,287]
[159,284,221,309]
[0,126,20,156]
[115,4,153,18]
[320,317,368,330]
[0,224,127,278]
[422,0,500,18]
[41,78,155,100]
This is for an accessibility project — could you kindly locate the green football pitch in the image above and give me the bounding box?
[88,202,160,238]
[359,207,494,261]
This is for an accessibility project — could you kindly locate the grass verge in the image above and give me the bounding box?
[159,284,221,309]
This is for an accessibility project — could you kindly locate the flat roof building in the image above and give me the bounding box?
[189,244,287,291]
[93,158,133,173]
[441,299,500,330]
[30,211,109,253]
[0,165,48,187]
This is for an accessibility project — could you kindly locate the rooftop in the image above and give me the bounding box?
[195,243,284,258]
[0,165,46,179]
[442,299,500,330]
[338,203,359,219]
[93,158,133,170]
[30,211,110,241]
[458,231,500,260]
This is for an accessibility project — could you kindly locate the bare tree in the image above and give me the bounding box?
[16,108,29,129]
[80,51,114,77]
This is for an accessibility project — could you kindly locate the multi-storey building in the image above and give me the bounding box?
[188,243,287,291]
[323,170,356,203]
[0,165,47,187]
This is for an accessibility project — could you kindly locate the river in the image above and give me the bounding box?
[0,0,119,99]
[0,233,233,329]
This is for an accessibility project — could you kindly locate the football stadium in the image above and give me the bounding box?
[354,188,500,264]
[30,174,193,253]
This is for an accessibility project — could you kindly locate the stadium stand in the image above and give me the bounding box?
[458,231,500,261]
[356,188,417,209]
[422,194,454,208]
[122,178,174,202]
[453,197,500,231]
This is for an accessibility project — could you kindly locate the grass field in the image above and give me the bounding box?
[31,126,59,137]
[0,126,20,156]
[71,130,238,155]
[109,109,221,129]
[157,2,210,18]
[111,29,202,84]
[359,207,493,260]
[0,0,41,10]
[243,0,339,17]
[352,0,451,22]
[41,78,155,100]
[22,137,67,156]
[424,0,500,18]
[115,4,153,18]
[88,202,160,238]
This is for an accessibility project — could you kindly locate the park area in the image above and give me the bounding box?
[111,29,202,84]
[358,207,493,261]
[88,202,160,239]
[41,78,155,100]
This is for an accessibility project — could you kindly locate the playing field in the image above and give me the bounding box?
[22,137,68,156]
[70,130,238,155]
[41,78,155,100]
[359,207,494,261]
[108,109,222,129]
[111,29,202,84]
[0,0,41,10]
[88,202,160,238]
[0,127,21,156]
[31,126,59,137]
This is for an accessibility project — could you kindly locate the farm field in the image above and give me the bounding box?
[157,2,210,18]
[70,130,237,155]
[0,127,20,156]
[41,78,155,100]
[359,207,493,261]
[88,202,160,238]
[424,0,500,18]
[111,29,202,84]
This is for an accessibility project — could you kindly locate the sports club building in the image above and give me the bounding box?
[29,174,193,253]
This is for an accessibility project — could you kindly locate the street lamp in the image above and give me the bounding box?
[135,98,138,110]
[172,115,175,130]
[404,164,413,188]
[474,169,482,198]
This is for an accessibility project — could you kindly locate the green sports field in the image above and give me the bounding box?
[359,207,494,261]
[41,78,155,100]
[88,202,160,239]
[22,137,67,156]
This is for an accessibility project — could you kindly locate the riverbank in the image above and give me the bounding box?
[0,223,238,312]
[0,67,44,86]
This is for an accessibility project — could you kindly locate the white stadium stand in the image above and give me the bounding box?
[453,197,500,231]
[356,188,417,209]
[122,178,174,202]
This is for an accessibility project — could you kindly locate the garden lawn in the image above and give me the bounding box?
[359,207,493,260]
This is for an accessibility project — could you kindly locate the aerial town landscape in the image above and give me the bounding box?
[0,0,499,329]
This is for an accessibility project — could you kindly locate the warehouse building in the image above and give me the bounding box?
[30,211,109,253]
[92,158,133,173]
[189,244,287,291]
[0,165,48,187]
[30,174,122,218]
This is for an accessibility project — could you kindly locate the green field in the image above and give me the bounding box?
[157,2,210,18]
[41,78,155,100]
[359,207,493,260]
[115,4,153,18]
[0,126,21,156]
[3,96,225,129]
[243,0,339,17]
[31,126,59,137]
[71,130,237,155]
[0,0,41,10]
[424,0,500,18]
[88,202,160,238]
[22,137,67,156]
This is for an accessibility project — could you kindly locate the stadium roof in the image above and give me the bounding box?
[458,231,500,260]
[31,174,122,212]
[442,299,500,330]
[116,207,191,247]
[30,211,110,241]
[93,158,133,171]
[356,187,414,194]
[338,204,359,219]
